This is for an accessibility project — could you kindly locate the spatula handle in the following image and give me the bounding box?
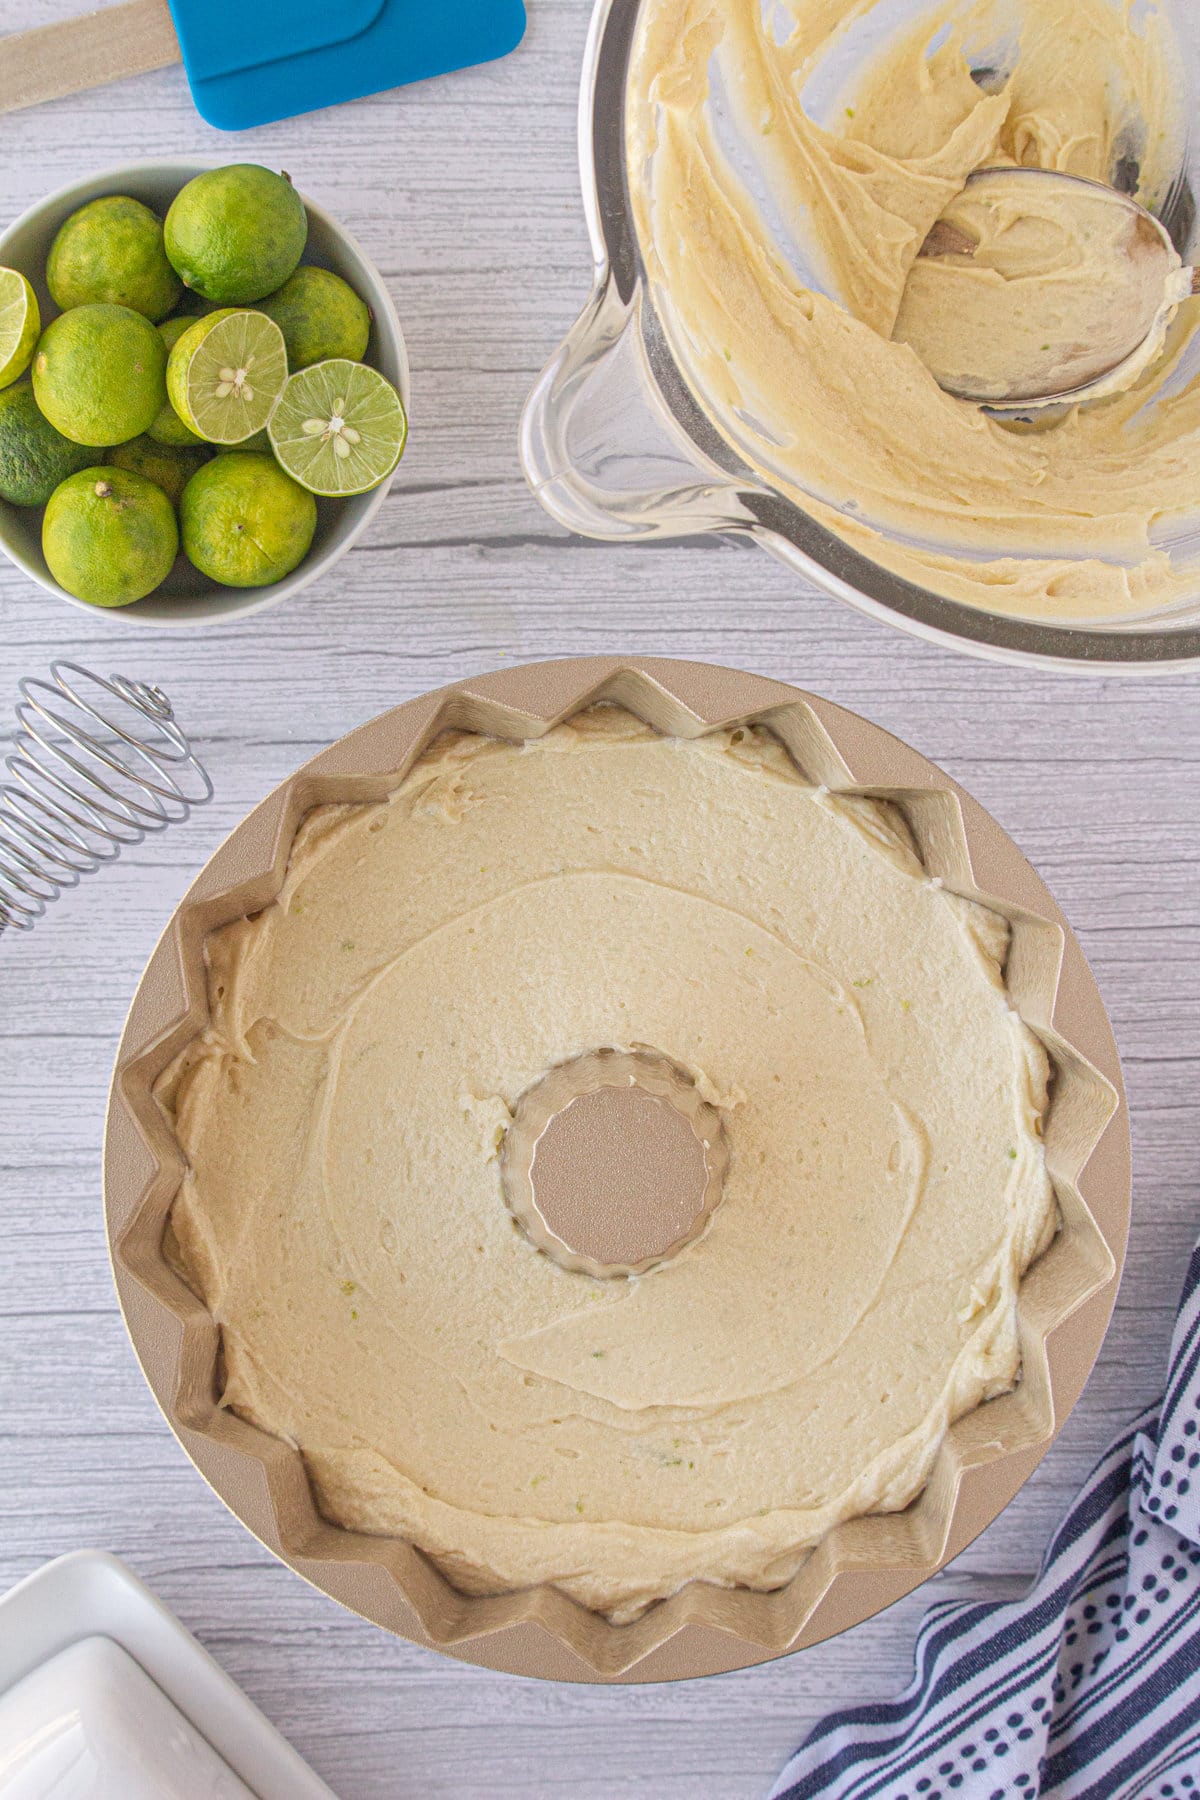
[0,0,180,115]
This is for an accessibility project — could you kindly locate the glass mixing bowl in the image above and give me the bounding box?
[520,0,1200,670]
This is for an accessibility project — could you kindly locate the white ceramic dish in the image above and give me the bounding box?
[0,1551,334,1798]
[0,159,410,628]
[0,1639,256,1799]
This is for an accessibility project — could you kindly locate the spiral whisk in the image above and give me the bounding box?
[0,661,212,935]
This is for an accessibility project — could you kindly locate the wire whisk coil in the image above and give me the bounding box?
[0,661,212,935]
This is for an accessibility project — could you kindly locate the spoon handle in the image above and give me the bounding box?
[0,0,180,116]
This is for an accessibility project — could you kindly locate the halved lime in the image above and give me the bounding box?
[166,308,287,445]
[33,303,166,447]
[268,358,406,496]
[0,269,40,391]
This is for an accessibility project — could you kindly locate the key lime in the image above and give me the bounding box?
[46,195,181,321]
[257,266,370,369]
[0,381,95,506]
[32,303,166,447]
[109,434,211,507]
[268,358,406,496]
[147,317,207,446]
[180,451,316,587]
[43,466,178,606]
[166,309,287,444]
[164,165,307,305]
[0,268,40,391]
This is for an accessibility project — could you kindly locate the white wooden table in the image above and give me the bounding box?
[1,4,1197,1795]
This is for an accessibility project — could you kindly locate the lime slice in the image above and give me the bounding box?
[268,358,406,496]
[166,308,286,444]
[0,269,40,391]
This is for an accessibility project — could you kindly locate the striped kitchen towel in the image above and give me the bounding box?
[770,1241,1200,1800]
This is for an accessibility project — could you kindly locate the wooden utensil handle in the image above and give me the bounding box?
[0,0,180,116]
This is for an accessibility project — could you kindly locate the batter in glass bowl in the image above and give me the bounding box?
[627,0,1199,620]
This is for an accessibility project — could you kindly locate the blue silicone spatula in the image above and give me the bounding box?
[0,0,526,130]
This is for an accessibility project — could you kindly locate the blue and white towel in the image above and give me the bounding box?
[771,1242,1200,1800]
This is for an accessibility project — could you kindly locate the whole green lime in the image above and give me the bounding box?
[180,451,316,587]
[257,266,370,369]
[32,304,166,447]
[164,166,307,305]
[0,381,96,506]
[109,434,211,506]
[43,466,178,606]
[47,195,182,321]
[164,308,234,433]
[147,317,207,446]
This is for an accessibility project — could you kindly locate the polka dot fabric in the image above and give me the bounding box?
[770,1244,1200,1800]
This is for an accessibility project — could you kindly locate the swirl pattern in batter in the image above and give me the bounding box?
[161,711,1054,1618]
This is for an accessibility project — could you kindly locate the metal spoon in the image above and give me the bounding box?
[894,167,1198,410]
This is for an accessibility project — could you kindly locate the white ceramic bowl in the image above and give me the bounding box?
[0,159,410,627]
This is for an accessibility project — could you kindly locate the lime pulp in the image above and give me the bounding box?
[166,308,287,445]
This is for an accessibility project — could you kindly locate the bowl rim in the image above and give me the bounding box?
[0,155,410,630]
[102,655,1132,1683]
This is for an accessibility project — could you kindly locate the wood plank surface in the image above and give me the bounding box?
[0,2,1197,1794]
